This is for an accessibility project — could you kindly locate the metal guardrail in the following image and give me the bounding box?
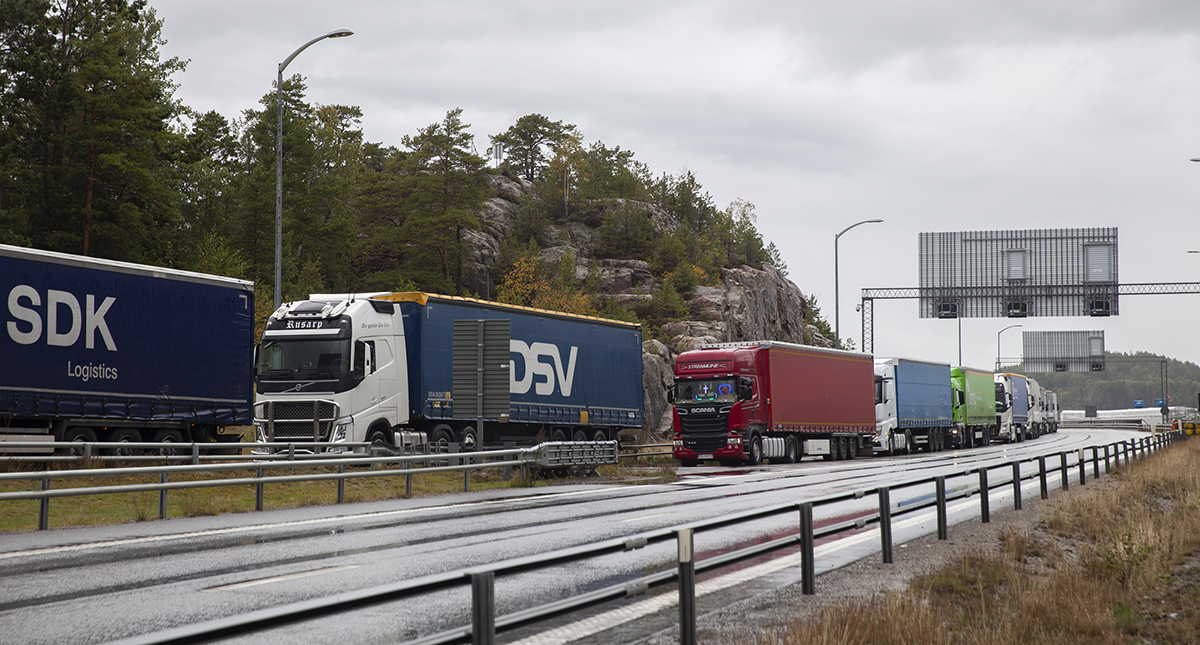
[107,432,1183,645]
[617,442,673,459]
[0,441,619,531]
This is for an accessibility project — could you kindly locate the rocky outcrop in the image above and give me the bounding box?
[642,339,677,436]
[462,173,829,438]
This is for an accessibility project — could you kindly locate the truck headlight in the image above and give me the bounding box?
[727,436,742,445]
[673,439,683,448]
[332,421,350,443]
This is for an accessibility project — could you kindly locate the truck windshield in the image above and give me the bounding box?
[257,339,352,379]
[674,378,738,404]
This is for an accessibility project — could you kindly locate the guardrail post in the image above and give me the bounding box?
[191,443,200,466]
[83,442,92,470]
[677,528,697,644]
[799,503,815,595]
[255,467,264,511]
[1092,447,1100,479]
[1011,462,1021,511]
[1059,453,1069,491]
[878,488,893,564]
[287,443,295,461]
[1038,456,1048,499]
[159,472,168,519]
[1104,444,1111,473]
[405,458,413,498]
[471,571,495,645]
[337,464,345,504]
[39,476,49,531]
[1078,449,1086,485]
[936,476,948,540]
[978,468,990,522]
[464,452,471,493]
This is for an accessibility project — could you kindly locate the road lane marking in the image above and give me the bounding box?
[613,513,670,523]
[206,565,359,591]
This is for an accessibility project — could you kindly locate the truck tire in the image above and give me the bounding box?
[152,429,184,456]
[550,429,567,442]
[106,428,141,456]
[747,435,763,466]
[903,430,913,455]
[592,429,608,442]
[368,428,392,454]
[847,437,858,459]
[679,460,699,467]
[63,426,97,455]
[460,427,478,451]
[432,425,454,449]
[783,436,799,464]
[572,429,588,442]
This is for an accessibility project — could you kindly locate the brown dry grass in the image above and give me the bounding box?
[746,436,1200,645]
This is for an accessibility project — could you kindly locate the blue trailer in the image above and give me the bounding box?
[1,244,255,450]
[874,357,954,453]
[994,373,1030,443]
[255,292,644,450]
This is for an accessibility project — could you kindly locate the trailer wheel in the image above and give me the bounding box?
[549,429,567,442]
[747,435,763,465]
[572,429,588,442]
[63,426,97,455]
[847,437,858,459]
[783,436,799,464]
[106,428,141,456]
[592,429,608,442]
[152,429,185,455]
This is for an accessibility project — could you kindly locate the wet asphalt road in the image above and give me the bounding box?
[0,428,1146,644]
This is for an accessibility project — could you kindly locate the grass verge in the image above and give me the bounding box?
[744,437,1200,645]
[0,456,675,532]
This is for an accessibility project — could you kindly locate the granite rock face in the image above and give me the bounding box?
[458,174,829,437]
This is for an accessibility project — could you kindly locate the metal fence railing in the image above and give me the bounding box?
[0,441,619,531]
[107,431,1184,645]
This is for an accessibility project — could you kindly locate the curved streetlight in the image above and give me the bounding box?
[275,28,354,309]
[834,219,884,347]
[996,324,1022,372]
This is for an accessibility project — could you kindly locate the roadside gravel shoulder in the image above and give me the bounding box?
[644,476,1119,644]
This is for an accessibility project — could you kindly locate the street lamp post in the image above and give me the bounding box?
[275,28,354,309]
[996,324,1022,372]
[834,219,883,348]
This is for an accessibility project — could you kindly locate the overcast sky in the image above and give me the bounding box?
[153,1,1200,385]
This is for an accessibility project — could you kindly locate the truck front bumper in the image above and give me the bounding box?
[673,444,745,462]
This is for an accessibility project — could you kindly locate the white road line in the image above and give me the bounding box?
[613,513,670,523]
[508,475,1063,645]
[0,489,603,561]
[206,565,360,591]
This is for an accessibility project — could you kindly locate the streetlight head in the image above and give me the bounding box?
[867,219,884,224]
[1191,158,1200,162]
[326,28,354,38]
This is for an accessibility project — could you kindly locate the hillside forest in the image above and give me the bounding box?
[0,1,805,339]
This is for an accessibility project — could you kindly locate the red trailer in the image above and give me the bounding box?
[671,341,875,466]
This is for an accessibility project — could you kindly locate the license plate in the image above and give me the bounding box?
[699,454,713,460]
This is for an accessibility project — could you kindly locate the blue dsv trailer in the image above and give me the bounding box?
[254,291,644,450]
[1,244,255,449]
